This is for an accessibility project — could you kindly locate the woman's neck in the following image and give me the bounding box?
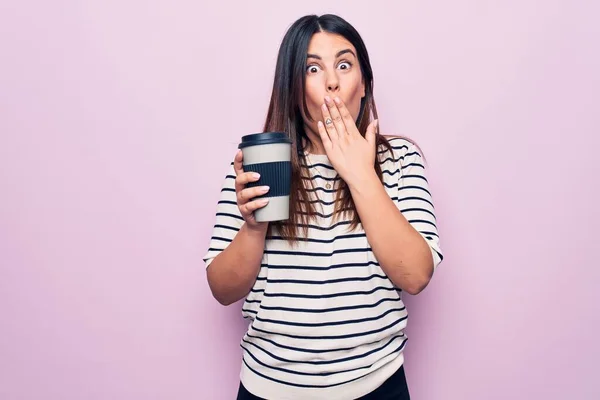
[302,129,327,155]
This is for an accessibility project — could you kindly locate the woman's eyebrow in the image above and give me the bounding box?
[335,49,356,58]
[306,49,357,60]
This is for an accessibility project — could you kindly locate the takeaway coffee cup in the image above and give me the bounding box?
[238,132,292,222]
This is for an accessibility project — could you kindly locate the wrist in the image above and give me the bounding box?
[244,222,269,238]
[346,168,379,194]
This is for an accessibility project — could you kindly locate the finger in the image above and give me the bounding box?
[365,119,378,149]
[325,96,346,136]
[240,198,269,216]
[233,151,246,193]
[321,103,338,143]
[333,97,357,136]
[317,120,332,150]
[235,171,261,192]
[238,185,270,204]
[233,150,244,175]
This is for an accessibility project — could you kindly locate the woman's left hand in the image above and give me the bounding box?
[317,96,379,187]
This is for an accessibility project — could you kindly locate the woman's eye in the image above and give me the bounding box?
[306,65,321,74]
[338,62,352,70]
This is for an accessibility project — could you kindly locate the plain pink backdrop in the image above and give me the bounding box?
[1,1,598,399]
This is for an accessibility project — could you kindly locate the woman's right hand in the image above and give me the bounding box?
[233,150,270,231]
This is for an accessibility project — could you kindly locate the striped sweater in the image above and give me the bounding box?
[203,137,443,399]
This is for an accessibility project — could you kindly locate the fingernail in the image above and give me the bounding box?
[262,186,270,192]
[318,121,323,128]
[260,198,269,205]
[252,172,260,179]
[325,96,331,103]
[334,97,341,104]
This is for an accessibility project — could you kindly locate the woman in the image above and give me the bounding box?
[204,14,443,400]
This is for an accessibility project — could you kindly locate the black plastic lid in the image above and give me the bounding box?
[238,132,292,149]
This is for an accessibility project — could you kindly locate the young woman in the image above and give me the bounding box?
[204,14,443,400]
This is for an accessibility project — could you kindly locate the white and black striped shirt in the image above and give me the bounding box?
[203,137,443,399]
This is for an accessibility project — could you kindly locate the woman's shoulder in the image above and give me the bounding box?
[381,135,416,149]
[377,135,421,160]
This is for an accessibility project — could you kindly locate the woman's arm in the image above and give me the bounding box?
[204,151,271,305]
[348,169,434,295]
[315,97,442,295]
[206,222,268,305]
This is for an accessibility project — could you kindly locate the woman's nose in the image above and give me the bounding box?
[326,72,340,92]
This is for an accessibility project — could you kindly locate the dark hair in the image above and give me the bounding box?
[263,14,404,243]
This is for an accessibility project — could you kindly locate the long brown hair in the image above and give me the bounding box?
[263,14,406,244]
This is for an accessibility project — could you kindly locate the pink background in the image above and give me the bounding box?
[1,1,598,399]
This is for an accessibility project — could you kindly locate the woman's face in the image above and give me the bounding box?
[301,32,365,137]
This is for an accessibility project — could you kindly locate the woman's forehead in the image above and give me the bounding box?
[307,32,356,57]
